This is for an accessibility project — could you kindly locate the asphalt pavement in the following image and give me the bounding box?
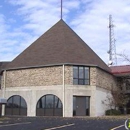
[0,116,127,130]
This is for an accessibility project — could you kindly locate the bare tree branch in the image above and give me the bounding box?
[117,52,130,63]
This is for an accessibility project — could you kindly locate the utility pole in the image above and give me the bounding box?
[108,15,117,66]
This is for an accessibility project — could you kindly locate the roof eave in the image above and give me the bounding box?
[1,63,110,73]
[2,63,97,70]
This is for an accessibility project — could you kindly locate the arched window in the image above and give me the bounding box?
[36,94,62,116]
[5,95,27,116]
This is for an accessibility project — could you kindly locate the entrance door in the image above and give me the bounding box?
[73,96,90,116]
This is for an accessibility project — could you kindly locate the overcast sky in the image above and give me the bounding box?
[0,0,130,65]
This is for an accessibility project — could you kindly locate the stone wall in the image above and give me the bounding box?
[1,65,117,90]
[6,66,62,87]
[96,68,117,90]
[90,67,97,86]
[2,65,73,88]
[6,66,63,87]
[0,65,118,117]
[65,66,73,85]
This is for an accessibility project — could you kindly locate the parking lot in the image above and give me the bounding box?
[0,116,127,130]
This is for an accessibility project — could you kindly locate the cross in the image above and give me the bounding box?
[61,0,63,19]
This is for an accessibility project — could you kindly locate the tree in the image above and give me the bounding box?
[111,88,130,109]
[102,87,130,111]
[116,52,130,113]
[117,52,130,64]
[102,88,130,115]
[102,53,130,114]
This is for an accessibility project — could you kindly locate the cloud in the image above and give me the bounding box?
[0,0,130,66]
[0,0,82,62]
[8,0,61,35]
[64,0,80,9]
[70,0,130,65]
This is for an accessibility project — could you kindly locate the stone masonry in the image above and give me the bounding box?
[0,65,118,117]
[2,65,73,88]
[4,66,63,87]
[1,65,117,89]
[90,67,117,90]
[96,68,117,90]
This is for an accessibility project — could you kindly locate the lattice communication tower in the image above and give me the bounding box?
[108,15,117,66]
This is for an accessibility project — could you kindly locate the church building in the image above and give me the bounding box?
[0,19,121,117]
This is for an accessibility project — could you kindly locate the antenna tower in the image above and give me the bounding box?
[108,15,117,66]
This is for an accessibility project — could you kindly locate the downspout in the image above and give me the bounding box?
[63,65,65,117]
[2,70,6,116]
[3,70,6,98]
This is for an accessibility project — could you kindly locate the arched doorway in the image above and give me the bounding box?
[36,94,63,116]
[5,95,27,116]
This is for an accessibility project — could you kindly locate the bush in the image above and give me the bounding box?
[105,109,121,115]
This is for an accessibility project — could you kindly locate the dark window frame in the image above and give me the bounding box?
[36,94,63,116]
[73,66,90,85]
[5,95,27,116]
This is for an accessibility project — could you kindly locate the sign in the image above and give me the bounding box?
[125,119,130,130]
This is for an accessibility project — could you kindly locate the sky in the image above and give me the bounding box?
[0,0,130,65]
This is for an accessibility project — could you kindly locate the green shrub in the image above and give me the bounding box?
[105,109,121,115]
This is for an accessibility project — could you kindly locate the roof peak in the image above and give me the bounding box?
[7,19,110,72]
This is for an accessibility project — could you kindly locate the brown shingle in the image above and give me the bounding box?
[7,19,110,72]
[0,62,10,73]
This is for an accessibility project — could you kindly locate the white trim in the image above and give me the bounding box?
[44,123,75,130]
[63,64,65,117]
[111,125,124,130]
[0,122,31,127]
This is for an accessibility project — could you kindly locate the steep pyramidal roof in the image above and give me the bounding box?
[7,19,110,72]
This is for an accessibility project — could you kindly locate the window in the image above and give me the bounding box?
[36,94,63,116]
[5,95,27,116]
[73,66,89,85]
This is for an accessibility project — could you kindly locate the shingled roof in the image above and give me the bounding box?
[0,62,10,74]
[7,19,110,72]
